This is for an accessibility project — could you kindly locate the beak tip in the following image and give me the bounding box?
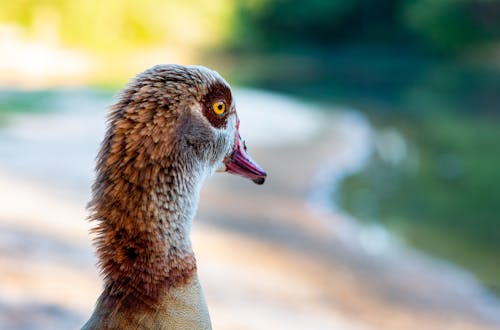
[252,176,266,185]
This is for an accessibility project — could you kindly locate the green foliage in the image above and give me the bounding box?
[231,0,396,50]
[0,0,236,51]
[402,0,500,52]
[229,0,500,54]
[232,0,356,49]
[1,0,498,56]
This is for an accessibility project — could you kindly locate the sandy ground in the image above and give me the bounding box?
[0,89,499,329]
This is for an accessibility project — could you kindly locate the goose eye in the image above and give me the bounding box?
[212,101,226,116]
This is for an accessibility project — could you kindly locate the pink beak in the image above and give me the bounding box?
[224,118,267,185]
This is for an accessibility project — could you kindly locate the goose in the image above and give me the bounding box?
[82,64,267,329]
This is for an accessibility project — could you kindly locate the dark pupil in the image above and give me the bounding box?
[217,103,223,110]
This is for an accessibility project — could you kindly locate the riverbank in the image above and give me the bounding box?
[0,89,499,329]
[340,113,500,297]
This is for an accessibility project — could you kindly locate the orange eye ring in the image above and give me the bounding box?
[212,101,226,116]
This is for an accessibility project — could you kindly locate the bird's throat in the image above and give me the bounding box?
[89,163,203,311]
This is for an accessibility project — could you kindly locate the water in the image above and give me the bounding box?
[0,88,325,190]
[0,90,108,193]
[231,50,500,297]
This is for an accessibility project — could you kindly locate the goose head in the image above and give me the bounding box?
[99,64,266,190]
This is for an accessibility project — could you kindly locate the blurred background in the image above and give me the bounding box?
[0,1,499,329]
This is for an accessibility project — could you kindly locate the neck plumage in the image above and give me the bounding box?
[84,157,210,328]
